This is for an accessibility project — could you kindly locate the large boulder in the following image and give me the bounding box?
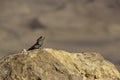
[0,48,119,80]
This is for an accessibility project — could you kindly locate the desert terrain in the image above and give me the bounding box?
[0,0,120,71]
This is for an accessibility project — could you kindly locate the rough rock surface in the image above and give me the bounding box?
[0,48,120,80]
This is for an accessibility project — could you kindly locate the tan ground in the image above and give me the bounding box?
[0,48,119,80]
[0,0,120,71]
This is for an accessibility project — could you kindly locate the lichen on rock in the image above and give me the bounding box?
[0,48,119,80]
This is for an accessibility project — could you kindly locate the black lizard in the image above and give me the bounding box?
[28,36,45,51]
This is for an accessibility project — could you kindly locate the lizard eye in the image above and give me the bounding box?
[39,36,43,39]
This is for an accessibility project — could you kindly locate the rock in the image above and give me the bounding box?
[0,48,119,80]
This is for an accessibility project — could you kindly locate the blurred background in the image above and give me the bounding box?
[0,0,120,71]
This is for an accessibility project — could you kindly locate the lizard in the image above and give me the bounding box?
[28,36,45,51]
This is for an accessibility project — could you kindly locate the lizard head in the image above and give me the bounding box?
[37,36,45,43]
